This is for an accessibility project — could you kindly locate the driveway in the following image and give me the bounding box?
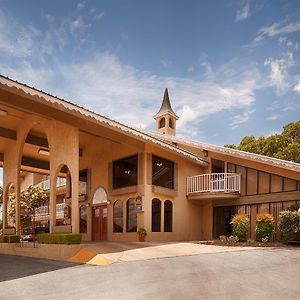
[0,247,300,299]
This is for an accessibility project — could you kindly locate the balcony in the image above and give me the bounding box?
[36,178,87,196]
[187,173,241,200]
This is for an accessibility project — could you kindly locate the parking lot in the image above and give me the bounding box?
[0,247,300,299]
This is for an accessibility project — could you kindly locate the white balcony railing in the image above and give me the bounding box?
[187,173,241,195]
[36,178,87,195]
[34,203,66,217]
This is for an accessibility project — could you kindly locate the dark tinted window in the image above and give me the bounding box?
[113,200,123,232]
[113,155,138,189]
[152,155,174,189]
[164,200,173,232]
[152,198,161,232]
[126,198,137,232]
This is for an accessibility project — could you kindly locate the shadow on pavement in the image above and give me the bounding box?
[0,254,78,282]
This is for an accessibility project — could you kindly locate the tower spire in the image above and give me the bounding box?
[153,88,179,120]
[154,88,179,136]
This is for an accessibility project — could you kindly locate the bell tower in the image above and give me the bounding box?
[154,88,179,135]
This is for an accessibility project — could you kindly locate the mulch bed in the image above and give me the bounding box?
[197,240,298,247]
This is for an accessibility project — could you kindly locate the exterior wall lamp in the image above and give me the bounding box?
[203,150,208,157]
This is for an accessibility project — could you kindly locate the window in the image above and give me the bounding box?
[113,200,123,232]
[80,205,87,233]
[113,155,138,189]
[211,159,225,173]
[152,198,161,232]
[159,117,166,128]
[164,200,173,232]
[126,198,137,232]
[169,118,173,129]
[152,155,174,189]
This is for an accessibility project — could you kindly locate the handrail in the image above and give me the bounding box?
[187,173,241,194]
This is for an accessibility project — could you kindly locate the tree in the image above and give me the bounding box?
[8,185,48,228]
[225,121,300,163]
[0,185,3,205]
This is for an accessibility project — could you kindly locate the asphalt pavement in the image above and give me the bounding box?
[0,248,300,299]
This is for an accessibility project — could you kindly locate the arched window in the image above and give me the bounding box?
[126,198,137,232]
[152,198,161,232]
[169,118,173,129]
[159,117,166,128]
[80,205,87,233]
[164,200,173,232]
[92,187,107,205]
[113,200,123,232]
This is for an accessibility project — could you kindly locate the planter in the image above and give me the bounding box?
[138,236,145,242]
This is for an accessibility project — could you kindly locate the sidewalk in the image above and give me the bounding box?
[68,241,257,266]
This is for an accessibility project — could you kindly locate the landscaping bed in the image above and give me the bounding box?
[198,240,289,247]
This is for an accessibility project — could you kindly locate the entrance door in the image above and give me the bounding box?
[92,205,107,241]
[213,206,236,238]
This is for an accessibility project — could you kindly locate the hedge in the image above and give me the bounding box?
[0,235,20,243]
[37,233,82,245]
[279,210,300,241]
[255,213,274,242]
[231,214,249,241]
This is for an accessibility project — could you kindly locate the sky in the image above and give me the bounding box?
[0,0,300,184]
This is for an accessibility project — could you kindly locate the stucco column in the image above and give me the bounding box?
[15,184,21,235]
[71,168,79,233]
[2,186,7,229]
[49,171,56,233]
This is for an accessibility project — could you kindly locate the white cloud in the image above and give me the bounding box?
[230,109,255,129]
[266,114,280,121]
[0,8,264,138]
[235,4,250,22]
[294,80,300,93]
[77,1,86,10]
[252,21,300,46]
[264,52,294,94]
[161,59,172,68]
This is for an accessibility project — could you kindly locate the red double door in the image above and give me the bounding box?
[92,205,107,241]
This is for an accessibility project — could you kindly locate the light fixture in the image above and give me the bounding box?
[38,148,50,156]
[0,109,8,116]
[203,150,208,157]
[124,170,131,174]
[107,200,111,205]
[156,162,163,167]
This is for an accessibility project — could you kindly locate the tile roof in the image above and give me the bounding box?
[0,75,207,166]
[141,130,300,174]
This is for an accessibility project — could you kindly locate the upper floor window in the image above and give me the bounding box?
[113,155,138,189]
[169,118,173,129]
[159,117,166,128]
[152,155,174,189]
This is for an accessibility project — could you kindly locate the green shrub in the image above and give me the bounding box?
[0,235,20,243]
[219,235,227,243]
[219,235,239,244]
[37,233,82,245]
[279,210,300,241]
[255,213,274,242]
[231,214,249,241]
[137,228,147,238]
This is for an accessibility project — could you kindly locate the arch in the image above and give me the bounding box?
[113,200,123,232]
[164,200,173,232]
[6,184,16,229]
[169,118,174,129]
[92,186,108,205]
[159,117,166,129]
[79,205,87,233]
[54,164,71,226]
[152,198,161,232]
[126,198,137,232]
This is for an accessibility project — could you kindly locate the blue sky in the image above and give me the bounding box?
[0,0,300,184]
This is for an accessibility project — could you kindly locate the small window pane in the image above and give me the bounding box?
[169,119,173,129]
[152,198,161,232]
[113,155,138,189]
[113,200,123,232]
[80,205,87,233]
[152,155,174,189]
[159,118,165,128]
[164,200,173,232]
[126,198,137,232]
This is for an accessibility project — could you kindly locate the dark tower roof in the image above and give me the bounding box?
[153,88,179,120]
